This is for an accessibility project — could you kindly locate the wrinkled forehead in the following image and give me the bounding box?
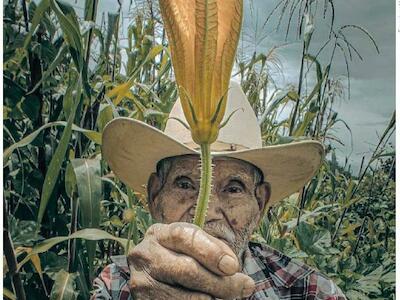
[159,155,261,179]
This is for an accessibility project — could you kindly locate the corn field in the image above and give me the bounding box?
[3,0,395,299]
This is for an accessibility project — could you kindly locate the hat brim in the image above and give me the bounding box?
[102,117,324,207]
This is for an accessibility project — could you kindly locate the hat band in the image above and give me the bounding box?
[183,141,249,152]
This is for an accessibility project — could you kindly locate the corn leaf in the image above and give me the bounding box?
[3,288,16,300]
[28,43,69,94]
[37,80,81,224]
[104,12,120,60]
[97,104,113,132]
[84,0,98,22]
[23,0,51,49]
[18,228,131,269]
[50,270,78,300]
[4,121,101,164]
[293,111,317,137]
[64,162,77,199]
[70,158,101,277]
[50,0,83,70]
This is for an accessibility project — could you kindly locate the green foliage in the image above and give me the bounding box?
[49,270,78,300]
[3,0,394,299]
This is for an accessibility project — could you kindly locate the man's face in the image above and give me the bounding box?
[147,155,271,260]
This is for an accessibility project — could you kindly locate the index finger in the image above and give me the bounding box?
[148,222,239,276]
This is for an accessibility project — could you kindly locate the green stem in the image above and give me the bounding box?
[67,193,78,273]
[193,143,213,228]
[125,190,134,255]
[125,222,133,256]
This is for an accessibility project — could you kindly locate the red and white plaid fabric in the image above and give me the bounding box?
[91,242,347,299]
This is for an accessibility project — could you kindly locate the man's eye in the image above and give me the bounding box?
[175,177,195,190]
[224,185,243,194]
[178,181,193,189]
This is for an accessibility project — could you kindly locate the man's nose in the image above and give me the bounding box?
[204,192,224,222]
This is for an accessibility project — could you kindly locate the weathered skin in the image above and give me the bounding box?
[128,156,271,299]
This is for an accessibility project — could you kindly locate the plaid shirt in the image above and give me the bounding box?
[91,242,346,299]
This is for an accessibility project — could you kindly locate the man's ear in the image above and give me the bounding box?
[255,182,271,213]
[147,172,162,214]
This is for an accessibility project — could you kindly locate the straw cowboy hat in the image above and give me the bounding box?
[102,81,324,209]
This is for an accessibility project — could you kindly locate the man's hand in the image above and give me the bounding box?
[128,222,255,300]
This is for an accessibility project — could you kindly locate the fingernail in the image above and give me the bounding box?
[218,255,238,274]
[242,278,255,297]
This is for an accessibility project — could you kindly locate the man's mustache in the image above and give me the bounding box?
[181,214,236,245]
[203,222,236,245]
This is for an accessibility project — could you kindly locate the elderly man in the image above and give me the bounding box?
[93,82,346,299]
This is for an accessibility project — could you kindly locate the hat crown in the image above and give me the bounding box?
[165,81,262,151]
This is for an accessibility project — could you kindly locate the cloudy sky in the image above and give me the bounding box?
[72,0,395,172]
[240,0,395,171]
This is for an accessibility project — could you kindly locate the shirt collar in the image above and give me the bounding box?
[245,242,313,289]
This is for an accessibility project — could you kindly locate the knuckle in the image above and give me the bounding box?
[180,256,197,272]
[171,256,197,280]
[129,272,150,293]
[226,274,253,298]
[145,223,164,237]
[171,256,194,278]
[128,242,151,267]
[168,223,185,243]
